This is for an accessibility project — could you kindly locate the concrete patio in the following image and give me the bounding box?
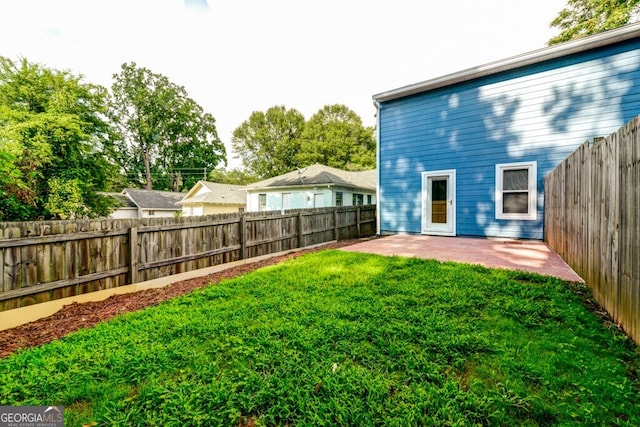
[340,235,583,282]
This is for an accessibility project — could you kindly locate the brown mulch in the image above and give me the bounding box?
[0,239,369,359]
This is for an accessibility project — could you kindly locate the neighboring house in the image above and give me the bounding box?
[100,192,138,219]
[177,181,246,216]
[373,23,640,239]
[244,163,376,212]
[106,188,184,219]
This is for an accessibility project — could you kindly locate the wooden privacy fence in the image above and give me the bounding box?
[545,115,640,345]
[0,206,376,311]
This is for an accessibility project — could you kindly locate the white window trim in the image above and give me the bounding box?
[258,193,267,212]
[495,161,537,221]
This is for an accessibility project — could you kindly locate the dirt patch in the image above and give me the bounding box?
[0,239,371,359]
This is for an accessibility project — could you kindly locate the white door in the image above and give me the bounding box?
[422,170,456,236]
[314,193,324,208]
[282,193,291,211]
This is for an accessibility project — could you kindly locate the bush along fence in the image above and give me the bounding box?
[0,206,376,311]
[545,115,640,345]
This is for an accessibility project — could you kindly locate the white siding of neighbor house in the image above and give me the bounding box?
[109,208,178,219]
[182,205,204,217]
[246,187,376,212]
[109,208,138,219]
[143,209,177,218]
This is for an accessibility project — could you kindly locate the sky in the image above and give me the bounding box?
[0,0,568,168]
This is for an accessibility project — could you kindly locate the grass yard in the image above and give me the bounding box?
[0,250,639,426]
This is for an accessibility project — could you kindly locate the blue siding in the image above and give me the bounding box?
[379,39,640,239]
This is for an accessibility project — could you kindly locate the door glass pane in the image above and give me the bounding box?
[503,192,529,214]
[503,169,528,191]
[431,178,447,224]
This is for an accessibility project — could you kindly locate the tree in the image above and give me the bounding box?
[207,167,259,185]
[108,62,226,191]
[296,104,376,171]
[44,178,87,219]
[0,57,119,221]
[231,104,376,178]
[231,106,305,178]
[549,0,640,45]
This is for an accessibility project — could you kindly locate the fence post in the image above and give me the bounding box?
[356,207,361,238]
[298,211,304,249]
[129,227,138,284]
[239,215,246,260]
[334,208,339,241]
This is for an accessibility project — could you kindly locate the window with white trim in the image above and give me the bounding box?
[495,161,537,220]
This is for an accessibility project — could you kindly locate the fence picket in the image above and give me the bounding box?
[546,116,640,345]
[0,206,375,310]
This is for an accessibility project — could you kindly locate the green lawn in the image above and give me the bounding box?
[1,251,638,426]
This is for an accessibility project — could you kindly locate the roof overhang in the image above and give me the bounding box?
[246,184,335,192]
[246,183,375,192]
[177,201,245,206]
[373,23,640,103]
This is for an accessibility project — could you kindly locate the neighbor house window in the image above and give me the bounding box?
[258,193,267,211]
[495,161,537,220]
[335,192,343,206]
[367,195,372,205]
[353,193,364,206]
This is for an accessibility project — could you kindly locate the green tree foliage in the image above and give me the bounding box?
[44,178,86,219]
[108,62,225,191]
[231,104,375,178]
[0,57,119,221]
[549,0,640,45]
[207,167,259,185]
[231,106,305,178]
[296,104,375,171]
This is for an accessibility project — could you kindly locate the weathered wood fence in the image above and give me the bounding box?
[0,206,376,311]
[545,115,640,345]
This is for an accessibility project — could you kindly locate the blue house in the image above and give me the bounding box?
[374,23,640,239]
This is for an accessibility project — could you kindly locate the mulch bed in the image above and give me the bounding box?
[0,239,368,359]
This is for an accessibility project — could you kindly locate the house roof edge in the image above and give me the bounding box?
[372,23,640,103]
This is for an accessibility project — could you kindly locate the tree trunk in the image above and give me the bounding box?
[143,147,152,190]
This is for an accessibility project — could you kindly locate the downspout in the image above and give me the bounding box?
[373,99,381,236]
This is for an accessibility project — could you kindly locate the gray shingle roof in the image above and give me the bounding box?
[178,181,246,205]
[99,192,137,208]
[245,164,376,191]
[124,189,184,210]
